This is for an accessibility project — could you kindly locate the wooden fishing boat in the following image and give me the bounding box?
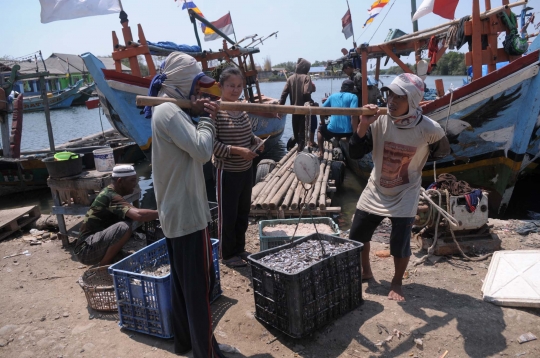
[71,82,96,106]
[23,79,83,112]
[81,12,284,159]
[336,0,539,216]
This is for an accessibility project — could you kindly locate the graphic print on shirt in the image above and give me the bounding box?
[380,141,417,188]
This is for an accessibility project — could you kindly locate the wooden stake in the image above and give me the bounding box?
[281,178,298,210]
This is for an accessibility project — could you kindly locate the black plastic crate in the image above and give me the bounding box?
[248,233,363,338]
[144,202,219,245]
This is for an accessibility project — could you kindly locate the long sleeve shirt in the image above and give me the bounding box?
[212,110,261,172]
[151,102,215,238]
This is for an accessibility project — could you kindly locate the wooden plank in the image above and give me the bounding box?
[0,205,41,242]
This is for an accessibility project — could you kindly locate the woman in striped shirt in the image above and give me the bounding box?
[206,67,264,268]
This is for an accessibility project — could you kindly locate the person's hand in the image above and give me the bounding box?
[360,104,380,126]
[203,101,220,121]
[191,95,210,116]
[237,147,258,161]
[357,104,380,138]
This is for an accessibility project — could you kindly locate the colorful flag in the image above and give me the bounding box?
[204,13,235,42]
[40,0,121,23]
[363,0,390,28]
[342,10,354,39]
[412,0,460,21]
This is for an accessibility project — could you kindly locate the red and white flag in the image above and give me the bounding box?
[342,9,353,40]
[412,0,459,21]
[204,13,235,42]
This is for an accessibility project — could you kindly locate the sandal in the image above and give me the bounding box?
[222,256,247,268]
[238,251,252,261]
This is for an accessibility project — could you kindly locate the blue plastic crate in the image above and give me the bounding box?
[108,238,221,338]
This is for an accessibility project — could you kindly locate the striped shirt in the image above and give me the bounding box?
[213,110,260,172]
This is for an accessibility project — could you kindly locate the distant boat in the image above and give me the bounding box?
[22,79,83,112]
[71,82,96,106]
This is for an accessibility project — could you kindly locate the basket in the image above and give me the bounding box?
[108,238,221,338]
[144,201,219,246]
[248,233,363,338]
[259,217,340,251]
[78,265,117,312]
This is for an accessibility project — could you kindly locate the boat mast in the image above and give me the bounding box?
[411,0,418,32]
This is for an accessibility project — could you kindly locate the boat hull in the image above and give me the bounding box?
[23,80,84,112]
[81,53,285,159]
[341,47,540,217]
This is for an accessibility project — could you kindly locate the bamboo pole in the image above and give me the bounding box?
[290,182,304,210]
[281,177,298,210]
[268,170,296,210]
[253,156,295,209]
[319,142,333,210]
[308,146,330,209]
[136,95,387,116]
[262,165,294,209]
[251,146,296,200]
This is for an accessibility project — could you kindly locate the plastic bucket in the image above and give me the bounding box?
[54,151,78,161]
[93,147,115,172]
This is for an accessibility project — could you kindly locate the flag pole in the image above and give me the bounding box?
[228,12,238,43]
[346,0,356,48]
[183,1,202,49]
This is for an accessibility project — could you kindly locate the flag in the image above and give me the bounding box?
[181,1,204,17]
[412,0,460,21]
[40,0,121,24]
[204,13,235,42]
[342,10,353,40]
[363,0,390,28]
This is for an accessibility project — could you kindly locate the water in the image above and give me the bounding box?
[0,76,463,224]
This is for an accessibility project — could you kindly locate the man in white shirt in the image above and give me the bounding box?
[348,73,450,301]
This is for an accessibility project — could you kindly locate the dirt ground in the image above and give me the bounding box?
[0,216,539,358]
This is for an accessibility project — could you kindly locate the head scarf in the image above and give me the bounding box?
[381,73,425,129]
[144,52,214,118]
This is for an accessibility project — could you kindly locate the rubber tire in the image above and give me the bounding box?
[330,161,345,189]
[286,136,297,151]
[255,159,276,184]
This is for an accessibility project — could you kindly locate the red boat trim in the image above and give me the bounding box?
[102,69,151,88]
[422,50,540,114]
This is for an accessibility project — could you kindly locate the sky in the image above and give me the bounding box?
[3,0,540,69]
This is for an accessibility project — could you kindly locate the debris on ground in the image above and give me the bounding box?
[375,250,391,258]
[518,332,537,344]
[414,338,423,347]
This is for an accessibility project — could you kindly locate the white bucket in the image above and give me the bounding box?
[93,148,115,172]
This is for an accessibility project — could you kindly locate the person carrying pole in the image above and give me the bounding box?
[348,73,450,301]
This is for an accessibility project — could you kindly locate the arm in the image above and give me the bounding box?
[349,127,374,159]
[125,208,159,222]
[160,108,215,163]
[428,135,451,161]
[279,80,291,105]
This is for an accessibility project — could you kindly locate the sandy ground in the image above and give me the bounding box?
[0,216,539,358]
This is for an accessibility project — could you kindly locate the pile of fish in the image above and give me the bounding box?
[258,239,355,274]
[141,263,170,277]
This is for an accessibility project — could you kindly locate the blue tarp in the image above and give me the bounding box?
[147,41,202,53]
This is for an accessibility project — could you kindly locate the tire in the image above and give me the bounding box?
[256,159,276,184]
[286,136,297,151]
[330,161,345,189]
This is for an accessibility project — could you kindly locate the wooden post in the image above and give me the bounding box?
[138,24,157,77]
[0,76,10,158]
[361,48,369,106]
[435,79,445,97]
[375,57,381,84]
[471,0,482,81]
[39,76,55,152]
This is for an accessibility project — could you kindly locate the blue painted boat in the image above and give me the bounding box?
[81,53,285,159]
[336,2,540,216]
[22,79,83,112]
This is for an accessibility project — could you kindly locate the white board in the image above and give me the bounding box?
[482,250,540,308]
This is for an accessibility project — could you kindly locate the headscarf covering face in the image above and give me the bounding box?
[381,73,425,129]
[143,52,214,118]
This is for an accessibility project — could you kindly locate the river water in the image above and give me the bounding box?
[0,76,467,229]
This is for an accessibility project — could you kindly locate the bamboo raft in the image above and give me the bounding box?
[249,143,341,218]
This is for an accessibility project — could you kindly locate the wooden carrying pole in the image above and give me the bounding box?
[136,95,387,116]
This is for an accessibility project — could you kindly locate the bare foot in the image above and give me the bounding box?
[388,283,406,301]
